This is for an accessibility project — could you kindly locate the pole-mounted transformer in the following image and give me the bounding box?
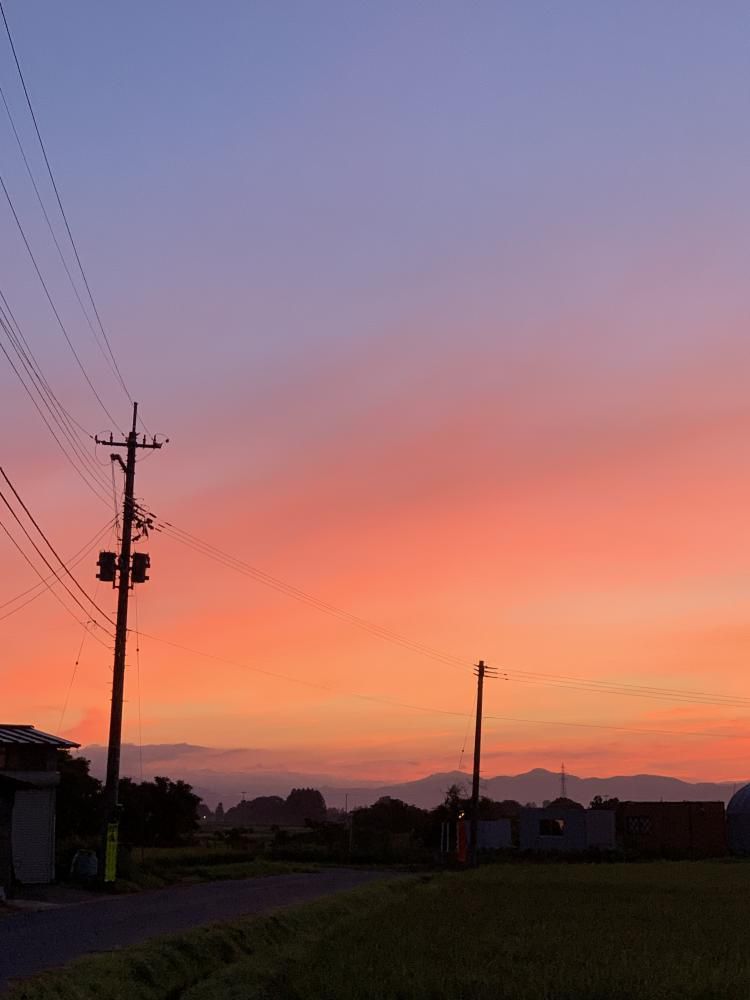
[97,551,151,586]
[96,551,117,584]
[94,403,166,884]
[131,552,150,584]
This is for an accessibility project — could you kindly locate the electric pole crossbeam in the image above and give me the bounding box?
[469,659,497,867]
[95,402,164,882]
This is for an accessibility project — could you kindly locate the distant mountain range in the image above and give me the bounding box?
[79,743,747,811]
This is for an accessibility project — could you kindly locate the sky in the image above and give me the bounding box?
[2,1,750,787]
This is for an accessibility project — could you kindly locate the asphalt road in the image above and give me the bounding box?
[0,869,395,994]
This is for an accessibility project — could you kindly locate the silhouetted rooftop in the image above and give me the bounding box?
[0,725,79,748]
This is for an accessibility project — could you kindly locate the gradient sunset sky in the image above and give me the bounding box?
[2,1,750,785]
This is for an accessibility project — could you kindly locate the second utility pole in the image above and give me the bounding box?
[469,659,496,867]
[96,402,164,881]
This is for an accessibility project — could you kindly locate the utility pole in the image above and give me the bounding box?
[96,402,164,882]
[469,659,497,867]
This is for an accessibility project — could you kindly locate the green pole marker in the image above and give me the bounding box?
[104,822,119,883]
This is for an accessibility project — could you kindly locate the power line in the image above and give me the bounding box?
[0,284,97,441]
[483,712,750,742]
[0,79,123,391]
[457,686,477,772]
[0,466,116,626]
[0,470,115,630]
[0,512,111,646]
[0,300,113,501]
[154,521,468,674]
[154,518,750,711]
[0,171,121,428]
[58,620,91,731]
[0,330,110,506]
[492,671,750,711]
[0,0,132,405]
[133,629,749,744]
[0,518,113,622]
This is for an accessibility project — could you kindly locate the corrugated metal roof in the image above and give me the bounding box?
[728,784,750,816]
[0,725,79,749]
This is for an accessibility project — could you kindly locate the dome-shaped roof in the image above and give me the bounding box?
[727,784,750,815]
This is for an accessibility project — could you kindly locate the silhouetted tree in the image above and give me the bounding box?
[354,797,429,835]
[55,751,102,839]
[225,796,287,825]
[481,798,521,820]
[589,795,620,810]
[286,788,326,825]
[119,776,200,846]
[442,784,465,820]
[215,802,225,823]
[546,797,584,810]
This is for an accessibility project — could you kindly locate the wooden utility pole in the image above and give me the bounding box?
[469,659,497,866]
[96,403,164,881]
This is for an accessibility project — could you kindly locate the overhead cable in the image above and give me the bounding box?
[155,519,750,710]
[0,518,114,622]
[0,172,121,428]
[0,471,115,629]
[0,1,131,403]
[134,629,749,743]
[0,512,112,646]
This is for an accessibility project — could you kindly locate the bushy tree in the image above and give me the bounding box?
[286,788,326,825]
[118,776,201,846]
[542,797,584,810]
[441,784,465,820]
[225,795,287,826]
[55,751,102,839]
[354,797,429,835]
[589,795,620,810]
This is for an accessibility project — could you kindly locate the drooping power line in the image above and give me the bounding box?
[0,0,132,403]
[134,629,750,744]
[153,517,750,711]
[0,468,115,630]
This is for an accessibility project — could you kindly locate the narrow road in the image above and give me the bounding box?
[0,869,395,994]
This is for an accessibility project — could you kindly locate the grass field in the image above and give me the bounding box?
[115,844,318,890]
[10,861,750,999]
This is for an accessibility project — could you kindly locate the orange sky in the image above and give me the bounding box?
[4,330,750,784]
[2,4,750,786]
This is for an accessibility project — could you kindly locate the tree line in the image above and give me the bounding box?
[58,751,620,857]
[57,751,201,846]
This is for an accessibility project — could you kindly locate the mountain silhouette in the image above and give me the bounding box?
[79,744,745,810]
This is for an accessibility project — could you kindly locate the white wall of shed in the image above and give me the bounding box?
[11,788,56,884]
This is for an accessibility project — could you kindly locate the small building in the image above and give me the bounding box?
[476,818,512,850]
[519,807,615,852]
[727,785,750,855]
[0,725,79,891]
[617,801,726,858]
[440,818,512,861]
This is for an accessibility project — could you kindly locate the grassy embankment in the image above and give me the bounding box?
[11,862,750,1000]
[112,844,318,890]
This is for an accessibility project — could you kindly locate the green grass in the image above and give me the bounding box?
[115,845,318,890]
[10,862,750,1000]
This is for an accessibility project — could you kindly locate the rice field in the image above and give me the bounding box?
[11,861,750,1000]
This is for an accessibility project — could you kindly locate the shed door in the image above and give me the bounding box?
[12,789,55,884]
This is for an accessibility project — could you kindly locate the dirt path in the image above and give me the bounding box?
[0,868,395,994]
